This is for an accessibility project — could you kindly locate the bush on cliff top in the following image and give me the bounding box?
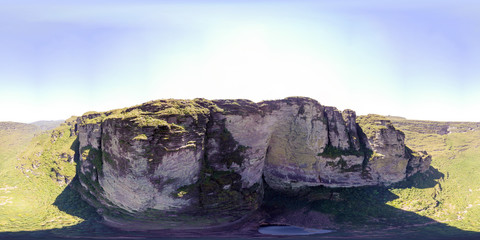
[79,99,219,131]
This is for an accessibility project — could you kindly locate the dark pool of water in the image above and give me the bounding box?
[258,225,334,236]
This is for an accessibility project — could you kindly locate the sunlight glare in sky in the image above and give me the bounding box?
[0,0,479,122]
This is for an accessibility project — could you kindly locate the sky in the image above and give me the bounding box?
[1,0,479,123]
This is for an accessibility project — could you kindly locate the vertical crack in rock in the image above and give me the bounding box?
[323,107,333,149]
[342,109,361,151]
[197,106,216,209]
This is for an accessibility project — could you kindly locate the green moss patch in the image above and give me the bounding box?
[78,99,220,132]
[132,134,148,141]
[174,166,261,217]
[318,145,363,159]
[325,158,363,173]
[357,114,390,139]
[207,120,249,168]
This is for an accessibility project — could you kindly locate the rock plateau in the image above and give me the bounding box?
[72,97,431,229]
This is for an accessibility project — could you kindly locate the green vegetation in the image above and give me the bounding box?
[82,114,106,125]
[0,122,39,177]
[132,134,148,141]
[287,118,480,237]
[325,158,363,173]
[117,99,214,121]
[78,99,219,133]
[81,146,103,177]
[357,114,389,138]
[386,119,480,232]
[2,102,480,238]
[317,144,363,159]
[205,120,249,168]
[174,165,261,219]
[0,120,97,232]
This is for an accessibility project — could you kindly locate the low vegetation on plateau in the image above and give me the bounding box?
[0,104,480,238]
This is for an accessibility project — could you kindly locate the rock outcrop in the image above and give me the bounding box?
[73,97,431,229]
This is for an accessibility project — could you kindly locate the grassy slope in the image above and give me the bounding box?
[0,120,97,232]
[388,119,480,231]
[0,122,38,177]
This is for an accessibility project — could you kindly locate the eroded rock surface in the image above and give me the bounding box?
[74,97,431,229]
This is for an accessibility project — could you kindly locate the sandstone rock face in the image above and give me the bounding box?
[406,150,432,177]
[75,99,266,229]
[358,117,411,184]
[74,97,431,229]
[342,109,361,151]
[325,106,351,150]
[260,98,330,191]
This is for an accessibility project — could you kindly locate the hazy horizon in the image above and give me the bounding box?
[5,96,478,124]
[1,0,480,123]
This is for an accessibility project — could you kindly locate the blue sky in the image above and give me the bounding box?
[1,0,479,122]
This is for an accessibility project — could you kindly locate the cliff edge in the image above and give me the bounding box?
[72,97,431,229]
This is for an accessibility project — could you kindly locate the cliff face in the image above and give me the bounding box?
[74,97,431,229]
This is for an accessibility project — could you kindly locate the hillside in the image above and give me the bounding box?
[0,100,479,239]
[30,120,65,131]
[0,119,99,233]
[387,119,480,231]
[0,122,39,178]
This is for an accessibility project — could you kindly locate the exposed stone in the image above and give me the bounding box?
[325,106,350,150]
[342,109,361,151]
[361,117,410,184]
[75,97,431,230]
[262,98,329,191]
[406,150,432,177]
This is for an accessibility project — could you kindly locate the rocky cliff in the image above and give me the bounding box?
[73,97,431,229]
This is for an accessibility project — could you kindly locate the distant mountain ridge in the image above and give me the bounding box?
[30,120,64,131]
